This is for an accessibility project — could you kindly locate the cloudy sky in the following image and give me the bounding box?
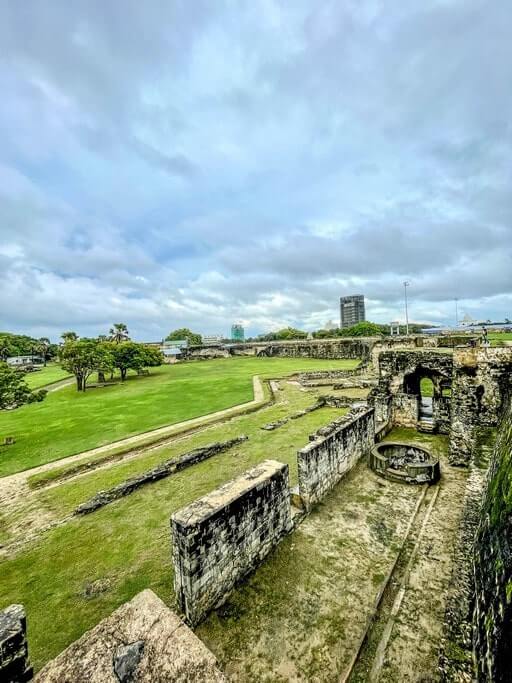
[1,1,511,341]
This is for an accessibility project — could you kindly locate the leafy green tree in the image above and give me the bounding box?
[109,323,130,344]
[0,362,47,409]
[166,328,202,346]
[257,327,307,341]
[140,345,164,368]
[111,342,163,380]
[61,331,78,343]
[60,339,113,391]
[338,322,384,337]
[111,342,144,381]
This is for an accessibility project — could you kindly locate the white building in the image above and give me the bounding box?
[202,334,224,346]
[6,355,43,367]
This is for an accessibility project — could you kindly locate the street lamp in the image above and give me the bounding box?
[403,281,410,335]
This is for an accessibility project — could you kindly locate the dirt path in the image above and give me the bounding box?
[45,378,74,392]
[347,442,469,683]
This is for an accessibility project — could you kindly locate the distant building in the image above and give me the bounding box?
[6,355,44,368]
[158,339,188,363]
[340,295,366,328]
[202,334,223,346]
[324,320,338,331]
[231,324,245,342]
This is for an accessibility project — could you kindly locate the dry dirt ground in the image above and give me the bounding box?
[197,430,467,683]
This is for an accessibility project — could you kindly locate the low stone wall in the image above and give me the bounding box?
[297,365,366,382]
[75,437,248,515]
[297,407,375,509]
[260,399,326,431]
[172,460,292,626]
[0,604,32,682]
[35,589,226,682]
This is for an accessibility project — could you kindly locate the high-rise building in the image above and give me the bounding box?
[231,323,245,342]
[340,295,365,328]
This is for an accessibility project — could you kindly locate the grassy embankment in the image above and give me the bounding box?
[0,377,347,670]
[0,357,358,476]
[23,363,72,389]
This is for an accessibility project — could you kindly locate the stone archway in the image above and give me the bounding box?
[371,351,454,433]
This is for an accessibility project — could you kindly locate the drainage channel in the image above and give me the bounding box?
[343,481,440,683]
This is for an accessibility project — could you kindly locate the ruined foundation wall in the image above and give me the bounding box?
[297,408,375,509]
[450,348,512,465]
[172,460,292,626]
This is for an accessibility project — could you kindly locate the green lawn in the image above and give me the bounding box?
[0,357,358,477]
[420,377,434,397]
[23,363,72,389]
[488,332,512,346]
[0,382,344,670]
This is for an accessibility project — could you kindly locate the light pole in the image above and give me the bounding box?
[455,298,459,327]
[403,281,410,335]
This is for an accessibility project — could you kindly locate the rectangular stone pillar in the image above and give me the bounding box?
[172,460,292,626]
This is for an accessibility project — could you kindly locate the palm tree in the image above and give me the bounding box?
[0,344,10,362]
[109,323,130,344]
[37,338,50,366]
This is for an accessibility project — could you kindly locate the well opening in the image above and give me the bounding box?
[369,441,440,484]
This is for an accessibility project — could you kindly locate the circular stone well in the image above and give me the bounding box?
[369,442,440,484]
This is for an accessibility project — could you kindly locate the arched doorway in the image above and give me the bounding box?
[403,368,452,433]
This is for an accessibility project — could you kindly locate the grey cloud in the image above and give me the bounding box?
[0,1,511,338]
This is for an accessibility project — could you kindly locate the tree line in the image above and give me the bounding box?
[0,333,58,364]
[59,324,163,391]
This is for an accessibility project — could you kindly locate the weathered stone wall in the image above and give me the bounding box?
[297,407,375,509]
[297,365,367,382]
[172,460,292,626]
[373,350,453,433]
[472,400,512,682]
[449,348,512,465]
[0,604,32,682]
[35,589,226,682]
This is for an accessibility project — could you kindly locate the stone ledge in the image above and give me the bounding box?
[35,589,226,682]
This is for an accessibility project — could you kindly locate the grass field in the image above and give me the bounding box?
[0,381,346,670]
[0,357,358,477]
[23,363,72,389]
[488,332,512,346]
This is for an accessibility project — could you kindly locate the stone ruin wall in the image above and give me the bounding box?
[472,398,512,682]
[297,407,375,509]
[182,334,470,365]
[450,347,512,466]
[371,350,454,433]
[171,460,292,626]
